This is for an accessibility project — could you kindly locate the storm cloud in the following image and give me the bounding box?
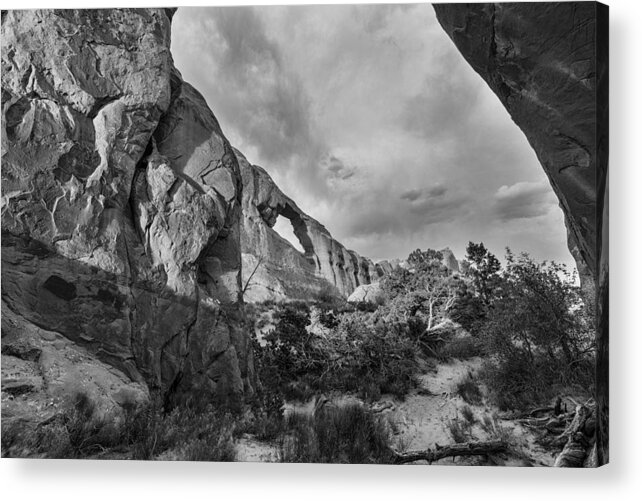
[401,186,448,202]
[171,5,575,269]
[494,181,559,221]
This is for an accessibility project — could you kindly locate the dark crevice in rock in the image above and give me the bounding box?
[1,343,42,363]
[87,93,122,119]
[42,275,77,301]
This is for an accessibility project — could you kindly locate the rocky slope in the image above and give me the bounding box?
[433,2,608,465]
[1,8,253,416]
[238,151,388,302]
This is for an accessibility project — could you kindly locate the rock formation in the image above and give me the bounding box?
[440,248,460,274]
[433,1,608,465]
[1,8,253,415]
[238,151,386,302]
[347,282,383,305]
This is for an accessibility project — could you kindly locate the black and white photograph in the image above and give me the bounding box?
[1,0,610,473]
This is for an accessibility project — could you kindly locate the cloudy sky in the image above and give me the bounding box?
[171,4,575,270]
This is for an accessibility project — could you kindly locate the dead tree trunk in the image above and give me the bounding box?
[554,405,593,467]
[390,440,508,465]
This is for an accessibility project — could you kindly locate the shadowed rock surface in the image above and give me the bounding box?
[433,1,608,465]
[238,150,387,302]
[1,9,254,414]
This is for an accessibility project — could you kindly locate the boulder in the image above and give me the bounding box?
[347,282,384,304]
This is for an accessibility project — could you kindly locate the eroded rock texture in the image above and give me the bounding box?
[238,151,386,302]
[347,282,383,305]
[434,1,608,465]
[1,9,253,416]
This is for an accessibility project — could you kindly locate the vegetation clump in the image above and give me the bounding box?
[278,403,395,464]
[2,392,238,461]
[472,247,595,410]
[454,372,483,405]
[254,303,419,401]
[251,241,595,416]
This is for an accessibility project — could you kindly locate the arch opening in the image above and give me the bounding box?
[273,214,306,255]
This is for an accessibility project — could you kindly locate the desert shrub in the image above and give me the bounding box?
[173,422,236,462]
[464,242,502,305]
[236,409,284,442]
[2,392,124,458]
[478,355,594,412]
[59,393,113,455]
[449,283,487,334]
[259,298,277,309]
[446,417,472,444]
[234,372,285,443]
[460,404,476,425]
[378,248,465,353]
[454,373,483,405]
[478,413,532,464]
[358,380,382,401]
[480,414,514,443]
[318,308,340,329]
[313,284,344,310]
[2,392,239,460]
[437,335,483,360]
[257,302,314,390]
[279,403,394,463]
[254,305,418,401]
[405,316,428,340]
[129,402,238,461]
[353,301,379,313]
[332,316,418,398]
[465,250,596,411]
[2,418,69,458]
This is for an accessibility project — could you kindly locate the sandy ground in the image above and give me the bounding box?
[235,435,279,462]
[385,358,555,466]
[235,357,556,465]
[386,359,482,453]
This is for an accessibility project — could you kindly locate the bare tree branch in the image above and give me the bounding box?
[242,255,265,295]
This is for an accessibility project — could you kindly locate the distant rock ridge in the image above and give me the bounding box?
[440,247,460,274]
[237,150,390,302]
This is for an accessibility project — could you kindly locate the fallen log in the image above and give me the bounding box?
[390,440,508,465]
[554,405,593,467]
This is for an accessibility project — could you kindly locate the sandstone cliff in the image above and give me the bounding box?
[1,9,253,413]
[238,150,386,302]
[433,1,608,465]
